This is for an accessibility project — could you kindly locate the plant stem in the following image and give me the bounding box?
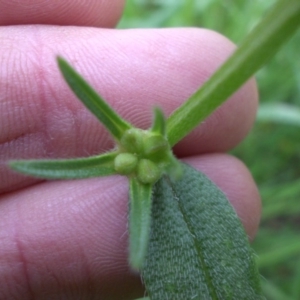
[167,0,300,146]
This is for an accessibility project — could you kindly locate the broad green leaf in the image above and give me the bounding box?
[57,57,132,141]
[142,163,262,299]
[167,0,300,146]
[9,152,118,179]
[129,178,152,270]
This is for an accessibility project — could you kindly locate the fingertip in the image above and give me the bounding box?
[0,175,143,299]
[0,0,125,27]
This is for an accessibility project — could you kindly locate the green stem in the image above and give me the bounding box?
[129,178,153,270]
[167,0,300,146]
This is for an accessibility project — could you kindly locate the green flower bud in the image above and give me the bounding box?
[143,135,168,157]
[137,159,161,184]
[121,128,144,154]
[114,153,138,175]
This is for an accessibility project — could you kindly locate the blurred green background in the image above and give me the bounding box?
[118,1,300,299]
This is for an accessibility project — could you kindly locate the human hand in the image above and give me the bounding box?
[0,1,261,299]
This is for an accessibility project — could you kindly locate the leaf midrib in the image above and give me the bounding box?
[168,178,219,300]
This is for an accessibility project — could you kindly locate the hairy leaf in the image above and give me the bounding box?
[142,163,263,299]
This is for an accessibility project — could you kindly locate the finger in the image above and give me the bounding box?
[0,155,260,299]
[1,27,257,193]
[0,0,125,27]
[0,176,143,300]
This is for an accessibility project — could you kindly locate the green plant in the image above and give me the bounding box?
[9,0,300,298]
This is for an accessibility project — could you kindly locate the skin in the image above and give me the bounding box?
[0,0,261,299]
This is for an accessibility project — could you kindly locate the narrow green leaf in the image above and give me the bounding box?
[9,152,118,179]
[142,163,262,299]
[167,0,300,146]
[291,258,300,299]
[129,178,152,270]
[57,57,132,141]
[261,280,293,300]
[151,107,166,136]
[257,240,300,269]
[257,103,300,127]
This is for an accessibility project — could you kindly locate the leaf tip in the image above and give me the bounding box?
[151,106,166,136]
[8,160,29,175]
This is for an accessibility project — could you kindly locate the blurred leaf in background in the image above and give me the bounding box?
[119,1,300,299]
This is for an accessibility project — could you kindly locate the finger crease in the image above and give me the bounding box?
[14,229,36,300]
